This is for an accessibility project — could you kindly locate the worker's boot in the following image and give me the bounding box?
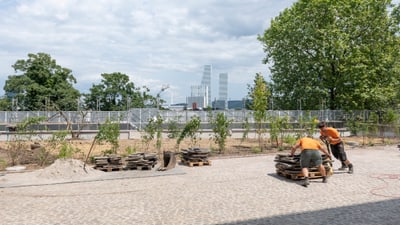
[348,164,354,174]
[338,162,348,171]
[302,177,310,187]
[322,176,328,183]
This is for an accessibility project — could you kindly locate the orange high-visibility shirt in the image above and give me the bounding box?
[320,127,341,145]
[296,137,322,151]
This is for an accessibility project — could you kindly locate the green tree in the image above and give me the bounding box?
[3,53,80,111]
[0,96,11,111]
[269,116,288,148]
[177,116,201,149]
[84,72,155,111]
[247,73,270,150]
[141,115,164,153]
[96,118,120,154]
[209,112,233,153]
[258,0,400,110]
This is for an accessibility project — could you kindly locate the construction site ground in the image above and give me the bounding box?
[0,142,399,225]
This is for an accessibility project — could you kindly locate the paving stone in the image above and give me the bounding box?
[0,145,399,225]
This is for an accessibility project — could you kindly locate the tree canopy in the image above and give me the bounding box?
[83,72,155,111]
[3,53,80,111]
[258,0,400,110]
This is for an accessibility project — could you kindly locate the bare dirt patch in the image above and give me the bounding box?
[0,135,397,171]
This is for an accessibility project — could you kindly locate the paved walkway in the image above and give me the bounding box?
[1,145,399,225]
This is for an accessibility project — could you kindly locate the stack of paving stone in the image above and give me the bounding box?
[274,154,333,180]
[93,154,123,172]
[180,148,211,166]
[125,153,158,170]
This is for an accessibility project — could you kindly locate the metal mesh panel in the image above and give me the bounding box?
[0,109,396,129]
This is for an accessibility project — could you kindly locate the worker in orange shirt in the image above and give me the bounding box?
[290,136,331,187]
[318,121,354,174]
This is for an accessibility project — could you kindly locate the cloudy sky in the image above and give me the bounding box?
[0,0,296,105]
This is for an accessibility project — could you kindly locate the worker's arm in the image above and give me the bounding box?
[290,144,300,156]
[325,136,340,143]
[319,147,331,158]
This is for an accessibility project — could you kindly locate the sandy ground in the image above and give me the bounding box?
[0,135,396,171]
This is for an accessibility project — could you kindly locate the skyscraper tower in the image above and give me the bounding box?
[219,73,228,101]
[201,65,211,107]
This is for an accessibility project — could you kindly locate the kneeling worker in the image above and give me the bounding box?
[290,136,331,187]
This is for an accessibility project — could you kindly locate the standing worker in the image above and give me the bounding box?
[290,136,331,187]
[318,121,354,174]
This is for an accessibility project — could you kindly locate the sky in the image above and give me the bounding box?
[0,0,298,105]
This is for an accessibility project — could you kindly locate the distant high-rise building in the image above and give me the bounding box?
[212,73,228,110]
[219,73,228,101]
[201,65,211,107]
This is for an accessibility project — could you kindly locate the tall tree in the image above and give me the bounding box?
[258,0,400,110]
[3,53,80,111]
[247,73,270,150]
[84,72,154,111]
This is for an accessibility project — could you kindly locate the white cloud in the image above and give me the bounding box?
[0,0,297,104]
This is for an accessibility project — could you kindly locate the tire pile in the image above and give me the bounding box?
[274,154,333,180]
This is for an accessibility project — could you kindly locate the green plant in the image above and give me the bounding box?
[36,146,51,166]
[155,115,164,153]
[102,149,114,155]
[209,112,233,153]
[368,140,375,146]
[167,118,181,139]
[283,134,297,146]
[241,116,251,145]
[58,143,76,159]
[125,146,137,155]
[360,123,369,146]
[269,115,289,148]
[7,117,46,166]
[252,147,261,154]
[346,115,362,136]
[247,73,270,151]
[35,130,79,165]
[177,116,201,149]
[141,115,164,153]
[96,118,120,154]
[0,158,7,170]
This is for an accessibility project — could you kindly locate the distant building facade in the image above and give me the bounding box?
[187,85,208,110]
[218,73,228,109]
[228,100,248,110]
[201,65,212,107]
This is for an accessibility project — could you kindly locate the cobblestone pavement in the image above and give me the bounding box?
[1,145,399,225]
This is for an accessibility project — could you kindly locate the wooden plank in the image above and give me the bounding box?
[182,159,211,167]
[95,165,124,172]
[276,167,333,180]
[125,165,153,170]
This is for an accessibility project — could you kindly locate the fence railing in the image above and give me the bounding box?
[0,109,395,130]
[1,109,400,141]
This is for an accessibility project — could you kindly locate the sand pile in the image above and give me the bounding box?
[36,158,104,180]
